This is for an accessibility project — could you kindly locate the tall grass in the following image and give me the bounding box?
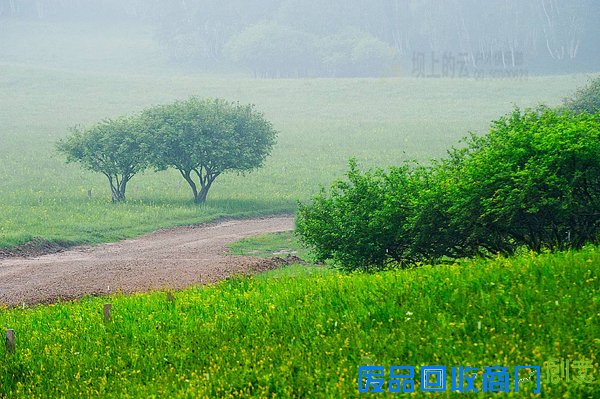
[0,246,597,398]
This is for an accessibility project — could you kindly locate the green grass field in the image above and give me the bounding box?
[228,231,311,260]
[0,60,594,248]
[0,245,597,398]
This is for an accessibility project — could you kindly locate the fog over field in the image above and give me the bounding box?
[0,0,599,76]
[1,1,598,248]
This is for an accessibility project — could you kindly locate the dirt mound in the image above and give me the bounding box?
[0,238,70,259]
[247,255,307,273]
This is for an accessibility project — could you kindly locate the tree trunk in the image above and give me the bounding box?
[111,189,126,203]
[195,174,218,204]
[118,178,128,202]
[197,185,209,204]
[180,170,199,203]
[195,178,212,204]
[107,175,128,203]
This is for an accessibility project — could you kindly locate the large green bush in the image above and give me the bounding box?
[447,107,600,253]
[296,108,600,270]
[296,159,421,271]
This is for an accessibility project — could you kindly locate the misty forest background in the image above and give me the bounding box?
[1,0,600,77]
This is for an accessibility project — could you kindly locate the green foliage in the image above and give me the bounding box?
[224,23,394,78]
[141,98,277,204]
[297,108,600,270]
[446,107,600,254]
[1,246,598,397]
[56,117,148,202]
[56,97,276,205]
[350,34,394,77]
[563,77,600,114]
[296,159,420,271]
[145,0,600,76]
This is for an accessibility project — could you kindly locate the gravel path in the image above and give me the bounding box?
[0,216,295,306]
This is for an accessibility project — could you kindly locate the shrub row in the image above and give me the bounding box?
[296,107,600,271]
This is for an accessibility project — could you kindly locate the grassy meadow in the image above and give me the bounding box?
[0,20,595,247]
[0,245,598,398]
[0,61,593,248]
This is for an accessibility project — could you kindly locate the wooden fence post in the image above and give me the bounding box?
[103,303,112,322]
[167,291,175,302]
[5,329,15,353]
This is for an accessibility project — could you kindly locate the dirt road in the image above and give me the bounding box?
[0,216,295,306]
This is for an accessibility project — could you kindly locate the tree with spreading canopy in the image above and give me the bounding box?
[56,116,148,202]
[142,97,277,203]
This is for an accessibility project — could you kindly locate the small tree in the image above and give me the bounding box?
[57,116,148,202]
[351,34,394,77]
[317,29,394,77]
[563,77,600,114]
[224,22,317,78]
[143,98,277,204]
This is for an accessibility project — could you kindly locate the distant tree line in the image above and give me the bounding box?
[57,98,277,203]
[150,0,600,76]
[297,78,600,271]
[2,0,599,77]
